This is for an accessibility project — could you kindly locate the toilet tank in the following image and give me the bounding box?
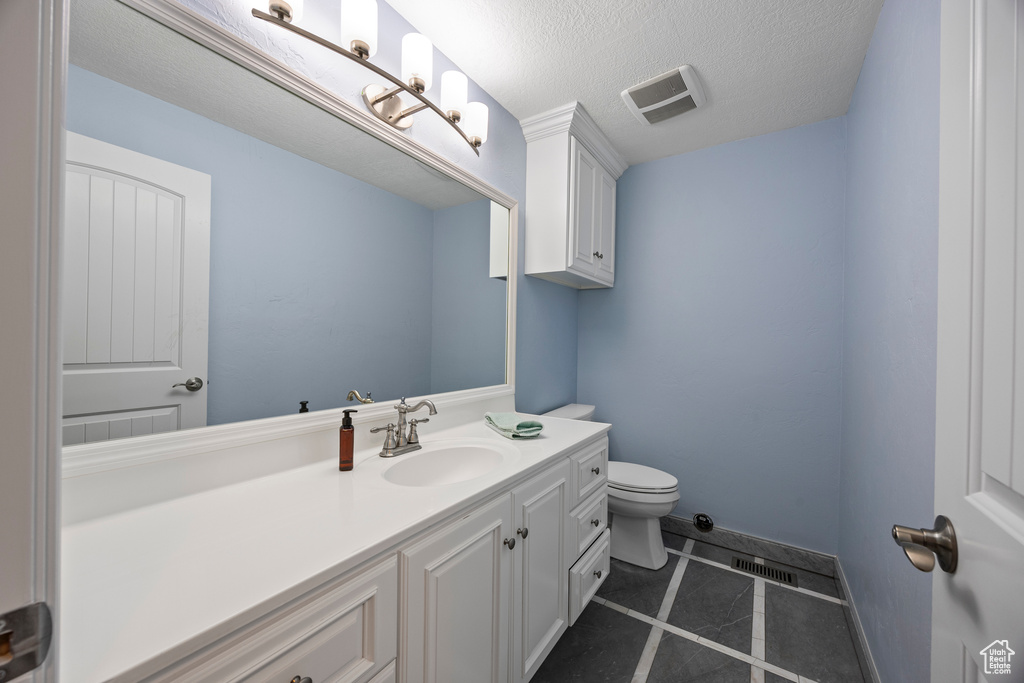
[542,403,596,421]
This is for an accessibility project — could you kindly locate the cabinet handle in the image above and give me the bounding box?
[591,518,600,527]
[591,466,600,475]
[504,537,516,550]
[592,251,604,259]
[517,527,529,539]
[593,570,602,579]
[291,677,312,683]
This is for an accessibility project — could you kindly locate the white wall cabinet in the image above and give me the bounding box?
[522,102,627,290]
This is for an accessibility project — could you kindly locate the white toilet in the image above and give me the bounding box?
[543,404,681,571]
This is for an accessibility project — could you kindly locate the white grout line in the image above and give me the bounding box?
[751,576,766,681]
[665,547,847,606]
[629,537,695,683]
[751,665,766,683]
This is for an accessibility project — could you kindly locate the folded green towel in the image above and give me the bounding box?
[485,412,544,439]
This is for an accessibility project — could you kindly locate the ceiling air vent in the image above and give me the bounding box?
[621,65,706,125]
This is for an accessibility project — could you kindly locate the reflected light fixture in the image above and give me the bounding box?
[253,0,488,154]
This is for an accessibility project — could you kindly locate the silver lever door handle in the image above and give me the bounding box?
[172,377,204,392]
[892,515,957,573]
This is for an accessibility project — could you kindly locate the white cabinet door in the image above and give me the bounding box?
[400,495,514,683]
[511,461,570,683]
[568,136,599,277]
[595,169,616,284]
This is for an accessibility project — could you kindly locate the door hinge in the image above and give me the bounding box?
[0,602,52,681]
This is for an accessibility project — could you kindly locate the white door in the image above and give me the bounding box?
[595,168,616,284]
[62,132,211,444]
[399,494,513,683]
[933,0,1024,679]
[568,136,598,276]
[512,460,569,683]
[0,0,62,680]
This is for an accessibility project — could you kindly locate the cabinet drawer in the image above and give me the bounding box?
[176,555,398,683]
[569,490,607,562]
[569,438,608,507]
[569,528,610,625]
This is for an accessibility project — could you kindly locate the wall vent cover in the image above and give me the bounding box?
[731,557,798,586]
[621,65,706,125]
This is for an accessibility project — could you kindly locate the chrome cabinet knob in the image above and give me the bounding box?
[892,515,957,573]
[517,527,529,539]
[593,570,602,579]
[504,537,516,550]
[591,518,600,527]
[171,377,204,392]
[591,466,600,475]
[291,676,312,683]
[592,251,604,259]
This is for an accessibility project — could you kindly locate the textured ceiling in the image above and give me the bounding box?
[385,0,884,165]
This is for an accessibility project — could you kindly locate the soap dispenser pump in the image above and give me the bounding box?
[340,409,357,471]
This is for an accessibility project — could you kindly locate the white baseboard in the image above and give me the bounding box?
[835,558,882,683]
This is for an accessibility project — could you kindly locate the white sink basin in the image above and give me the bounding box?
[383,440,517,487]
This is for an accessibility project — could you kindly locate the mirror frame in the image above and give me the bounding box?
[61,0,518,476]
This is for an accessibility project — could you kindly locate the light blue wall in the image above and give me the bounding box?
[578,118,846,554]
[430,200,507,394]
[67,65,435,423]
[838,0,939,680]
[176,0,580,413]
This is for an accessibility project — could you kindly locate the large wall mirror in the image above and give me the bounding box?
[62,0,515,448]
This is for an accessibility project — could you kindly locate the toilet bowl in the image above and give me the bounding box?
[606,461,679,570]
[542,404,680,571]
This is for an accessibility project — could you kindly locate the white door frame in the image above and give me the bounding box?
[0,0,65,680]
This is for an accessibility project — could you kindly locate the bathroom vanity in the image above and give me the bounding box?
[60,392,611,682]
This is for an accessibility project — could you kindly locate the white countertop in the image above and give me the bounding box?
[60,416,609,682]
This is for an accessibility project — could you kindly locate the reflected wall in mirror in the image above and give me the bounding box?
[62,0,512,446]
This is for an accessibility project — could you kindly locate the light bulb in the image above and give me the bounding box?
[440,71,468,122]
[340,0,377,58]
[462,102,489,147]
[401,33,433,92]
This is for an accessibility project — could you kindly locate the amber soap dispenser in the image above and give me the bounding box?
[339,409,357,471]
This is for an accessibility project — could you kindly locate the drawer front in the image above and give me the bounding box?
[174,555,398,683]
[570,438,608,507]
[570,490,607,562]
[569,528,610,625]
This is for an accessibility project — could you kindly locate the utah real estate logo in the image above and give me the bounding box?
[981,640,1015,676]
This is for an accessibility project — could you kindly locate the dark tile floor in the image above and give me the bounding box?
[532,531,869,683]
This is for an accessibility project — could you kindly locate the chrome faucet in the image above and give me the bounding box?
[395,397,437,448]
[371,397,438,458]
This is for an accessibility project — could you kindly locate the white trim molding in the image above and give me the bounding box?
[520,101,628,179]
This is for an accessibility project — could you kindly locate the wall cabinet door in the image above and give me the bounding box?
[400,495,514,683]
[511,460,570,683]
[568,136,599,276]
[595,169,616,283]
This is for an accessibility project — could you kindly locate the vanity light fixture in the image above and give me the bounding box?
[253,1,488,154]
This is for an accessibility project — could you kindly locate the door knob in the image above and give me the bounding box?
[171,377,204,392]
[892,515,957,573]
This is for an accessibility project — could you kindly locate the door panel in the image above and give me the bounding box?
[935,0,1024,678]
[569,137,598,273]
[595,169,615,283]
[62,132,210,441]
[400,495,513,683]
[512,461,569,683]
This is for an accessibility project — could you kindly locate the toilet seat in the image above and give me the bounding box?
[607,461,678,494]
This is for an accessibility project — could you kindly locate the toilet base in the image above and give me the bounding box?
[609,511,669,570]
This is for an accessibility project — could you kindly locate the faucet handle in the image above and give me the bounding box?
[371,423,399,456]
[407,418,429,444]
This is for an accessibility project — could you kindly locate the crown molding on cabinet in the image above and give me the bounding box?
[520,102,628,179]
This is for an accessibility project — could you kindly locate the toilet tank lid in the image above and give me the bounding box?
[542,403,596,420]
[608,461,678,491]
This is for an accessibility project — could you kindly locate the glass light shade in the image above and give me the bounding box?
[340,0,377,57]
[269,0,303,23]
[462,102,489,145]
[440,71,468,119]
[401,33,433,92]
